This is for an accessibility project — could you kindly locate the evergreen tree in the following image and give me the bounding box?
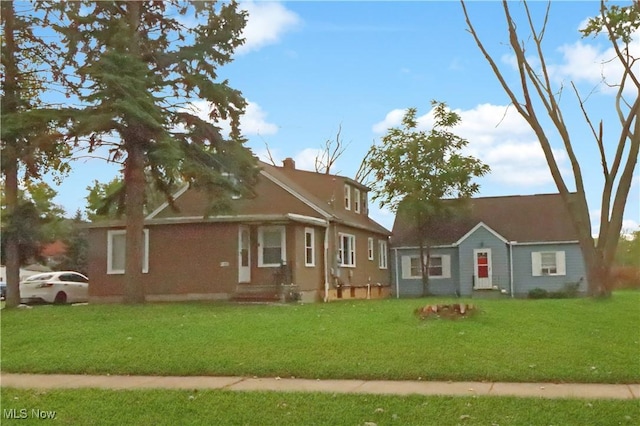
[52,1,258,303]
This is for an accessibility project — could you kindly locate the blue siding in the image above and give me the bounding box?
[391,230,588,299]
[457,227,509,296]
[512,244,587,296]
[392,247,458,297]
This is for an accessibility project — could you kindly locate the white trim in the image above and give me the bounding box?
[261,170,332,219]
[107,229,149,274]
[391,244,456,250]
[238,226,251,283]
[401,255,422,279]
[455,222,508,246]
[512,240,579,246]
[354,188,361,213]
[378,240,388,269]
[304,227,315,267]
[532,250,566,276]
[145,185,190,220]
[344,184,351,211]
[367,237,374,260]
[338,232,356,267]
[258,226,286,267]
[473,248,492,289]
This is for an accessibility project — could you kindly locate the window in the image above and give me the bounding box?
[367,237,374,260]
[401,254,451,279]
[107,229,149,274]
[532,251,566,276]
[401,256,422,279]
[428,256,443,277]
[259,226,286,267]
[338,233,356,267]
[354,188,361,213]
[378,240,388,269]
[344,184,351,210]
[304,228,315,267]
[362,192,368,215]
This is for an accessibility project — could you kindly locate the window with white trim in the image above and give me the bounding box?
[428,256,443,277]
[304,228,315,267]
[338,233,356,267]
[367,238,374,260]
[378,240,388,269]
[344,184,351,210]
[354,188,361,213]
[259,226,286,267]
[532,251,566,276]
[401,254,451,279]
[107,229,149,274]
[362,192,368,215]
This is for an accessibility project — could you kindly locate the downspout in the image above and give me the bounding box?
[324,225,330,302]
[394,248,400,299]
[509,241,516,298]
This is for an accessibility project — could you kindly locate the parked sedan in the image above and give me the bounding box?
[20,271,89,304]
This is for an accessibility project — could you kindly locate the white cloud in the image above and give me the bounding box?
[240,102,279,135]
[372,103,569,188]
[180,100,278,138]
[372,108,406,134]
[293,148,324,172]
[237,1,301,55]
[502,28,640,95]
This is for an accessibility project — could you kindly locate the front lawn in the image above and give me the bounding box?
[0,388,637,426]
[1,291,638,383]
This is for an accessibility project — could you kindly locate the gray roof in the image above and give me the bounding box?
[391,193,579,247]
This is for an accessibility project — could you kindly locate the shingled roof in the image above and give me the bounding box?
[391,193,579,247]
[260,161,390,235]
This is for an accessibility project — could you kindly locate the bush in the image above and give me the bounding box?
[528,288,548,299]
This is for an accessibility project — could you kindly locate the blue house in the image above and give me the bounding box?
[390,193,588,298]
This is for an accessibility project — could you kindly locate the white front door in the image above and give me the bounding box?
[238,226,251,283]
[473,248,492,289]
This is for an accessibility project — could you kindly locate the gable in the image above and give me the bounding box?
[151,173,324,220]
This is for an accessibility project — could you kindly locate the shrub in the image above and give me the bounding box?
[528,288,548,299]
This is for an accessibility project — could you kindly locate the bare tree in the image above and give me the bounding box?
[461,0,639,296]
[315,124,349,174]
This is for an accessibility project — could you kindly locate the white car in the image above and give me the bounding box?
[20,271,89,304]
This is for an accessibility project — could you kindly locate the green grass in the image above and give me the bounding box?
[1,388,637,426]
[1,291,639,383]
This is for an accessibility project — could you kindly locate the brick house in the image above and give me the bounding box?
[87,158,391,303]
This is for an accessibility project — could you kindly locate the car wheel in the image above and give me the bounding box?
[54,292,67,304]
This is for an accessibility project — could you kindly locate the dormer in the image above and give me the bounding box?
[343,181,369,216]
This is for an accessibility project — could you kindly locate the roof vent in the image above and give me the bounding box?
[282,157,296,170]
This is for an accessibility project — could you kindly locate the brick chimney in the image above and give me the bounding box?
[282,157,296,170]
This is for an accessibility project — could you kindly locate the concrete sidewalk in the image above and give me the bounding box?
[1,373,638,400]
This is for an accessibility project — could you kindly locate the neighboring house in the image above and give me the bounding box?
[87,158,391,303]
[390,193,588,298]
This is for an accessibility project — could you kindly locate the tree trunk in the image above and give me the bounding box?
[2,1,21,308]
[121,1,145,304]
[123,141,146,304]
[4,155,21,308]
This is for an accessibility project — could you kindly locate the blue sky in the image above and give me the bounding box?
[50,0,639,235]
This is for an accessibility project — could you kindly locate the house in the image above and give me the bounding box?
[390,193,588,298]
[87,158,392,303]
